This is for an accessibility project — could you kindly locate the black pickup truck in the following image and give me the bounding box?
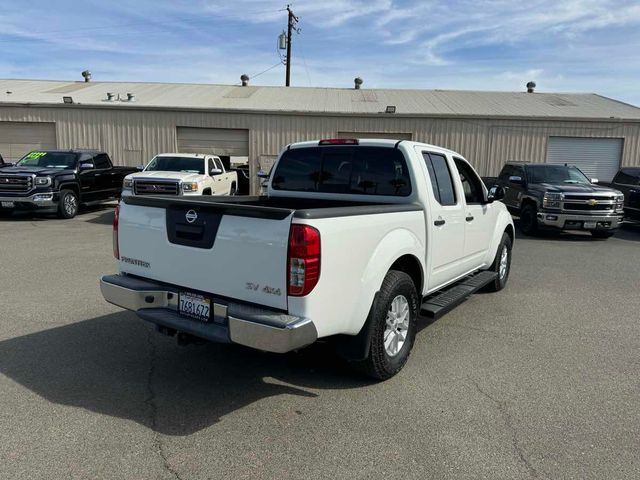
[0,150,138,218]
[486,162,624,238]
[607,168,640,221]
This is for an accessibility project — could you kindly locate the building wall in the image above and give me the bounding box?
[2,105,639,193]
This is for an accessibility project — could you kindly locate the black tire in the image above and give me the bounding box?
[230,184,237,196]
[483,232,513,292]
[355,270,419,381]
[0,206,11,217]
[590,230,615,239]
[57,189,79,219]
[202,188,212,195]
[519,203,538,235]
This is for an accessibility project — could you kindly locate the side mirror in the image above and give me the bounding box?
[136,164,144,171]
[591,178,599,184]
[209,168,223,176]
[487,186,505,203]
[257,170,270,179]
[79,162,95,171]
[508,175,523,185]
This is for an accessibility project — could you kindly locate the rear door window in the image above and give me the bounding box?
[272,146,412,196]
[423,152,456,206]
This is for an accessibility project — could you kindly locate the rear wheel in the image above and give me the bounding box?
[355,270,418,381]
[590,230,615,239]
[483,233,512,292]
[519,203,538,235]
[57,189,79,219]
[230,184,237,196]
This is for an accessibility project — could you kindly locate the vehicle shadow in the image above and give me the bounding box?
[0,203,116,222]
[0,312,375,436]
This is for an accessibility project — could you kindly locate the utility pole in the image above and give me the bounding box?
[285,5,299,87]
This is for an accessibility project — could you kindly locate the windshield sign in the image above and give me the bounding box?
[528,165,590,185]
[145,156,204,174]
[16,151,78,169]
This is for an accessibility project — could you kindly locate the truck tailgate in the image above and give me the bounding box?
[117,196,293,310]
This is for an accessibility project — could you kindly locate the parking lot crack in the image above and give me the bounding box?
[468,377,541,479]
[144,328,183,480]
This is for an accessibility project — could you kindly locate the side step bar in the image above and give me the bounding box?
[420,271,498,320]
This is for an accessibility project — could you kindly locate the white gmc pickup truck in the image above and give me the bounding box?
[101,139,514,379]
[122,153,238,197]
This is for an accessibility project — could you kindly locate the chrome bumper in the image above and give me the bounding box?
[100,274,317,353]
[0,192,57,207]
[537,211,623,230]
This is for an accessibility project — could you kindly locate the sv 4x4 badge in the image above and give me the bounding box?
[246,282,282,296]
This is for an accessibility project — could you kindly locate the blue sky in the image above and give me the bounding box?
[1,0,640,105]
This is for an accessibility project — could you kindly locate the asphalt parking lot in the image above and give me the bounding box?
[1,206,639,480]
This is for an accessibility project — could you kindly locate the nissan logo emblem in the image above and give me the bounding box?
[185,210,198,223]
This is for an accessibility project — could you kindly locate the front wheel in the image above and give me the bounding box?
[519,204,538,235]
[483,232,513,292]
[356,270,419,381]
[229,184,237,196]
[590,230,615,239]
[57,190,79,219]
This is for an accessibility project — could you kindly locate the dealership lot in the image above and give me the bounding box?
[1,208,639,480]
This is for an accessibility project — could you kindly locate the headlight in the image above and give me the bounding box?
[182,182,199,192]
[543,192,563,209]
[615,194,624,210]
[35,176,51,187]
[123,178,133,190]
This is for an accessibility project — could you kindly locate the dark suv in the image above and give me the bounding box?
[490,162,624,238]
[609,167,640,221]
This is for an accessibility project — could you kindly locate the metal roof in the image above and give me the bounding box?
[1,79,640,120]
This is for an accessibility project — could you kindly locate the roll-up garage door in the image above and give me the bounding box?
[546,137,622,182]
[177,127,249,156]
[0,122,57,161]
[337,131,412,141]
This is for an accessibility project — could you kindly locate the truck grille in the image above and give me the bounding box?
[134,180,180,195]
[563,202,614,211]
[0,175,33,194]
[562,195,616,212]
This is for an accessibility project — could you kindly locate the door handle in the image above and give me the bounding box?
[466,215,474,222]
[434,219,446,226]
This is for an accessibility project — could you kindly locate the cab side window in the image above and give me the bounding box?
[453,158,485,204]
[498,165,514,180]
[207,159,215,174]
[93,154,111,169]
[423,152,456,206]
[214,158,224,172]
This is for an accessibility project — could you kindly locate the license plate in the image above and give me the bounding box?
[583,222,597,229]
[1,202,14,208]
[179,292,211,322]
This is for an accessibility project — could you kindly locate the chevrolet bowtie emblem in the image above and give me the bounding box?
[588,199,598,206]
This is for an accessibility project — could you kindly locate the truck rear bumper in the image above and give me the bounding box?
[537,211,623,230]
[99,274,317,353]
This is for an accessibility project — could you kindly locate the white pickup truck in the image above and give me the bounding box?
[122,153,238,197]
[101,139,514,379]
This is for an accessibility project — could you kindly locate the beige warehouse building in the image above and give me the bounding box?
[1,78,640,193]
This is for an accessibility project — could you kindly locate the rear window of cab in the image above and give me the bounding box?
[271,146,412,196]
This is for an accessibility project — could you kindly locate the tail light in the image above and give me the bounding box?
[288,224,320,296]
[113,203,120,259]
[318,138,358,145]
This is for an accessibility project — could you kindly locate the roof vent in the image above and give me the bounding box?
[354,77,363,89]
[241,74,250,86]
[106,92,115,101]
[526,81,536,93]
[126,93,136,102]
[82,70,91,82]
